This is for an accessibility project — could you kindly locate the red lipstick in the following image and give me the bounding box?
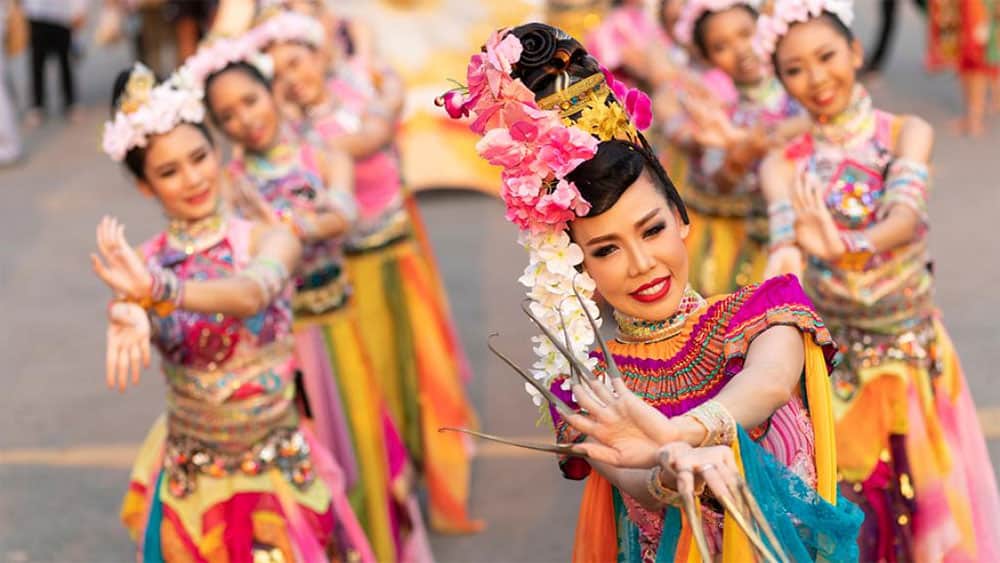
[630,276,672,304]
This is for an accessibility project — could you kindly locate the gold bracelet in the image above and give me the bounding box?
[686,399,736,447]
[647,465,682,506]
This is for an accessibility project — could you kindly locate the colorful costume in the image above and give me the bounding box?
[927,0,1000,74]
[548,275,860,562]
[228,135,430,562]
[121,214,373,562]
[683,76,799,296]
[299,75,481,533]
[781,85,1000,561]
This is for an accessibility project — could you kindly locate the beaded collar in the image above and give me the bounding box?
[614,286,707,344]
[812,85,875,149]
[166,209,228,256]
[244,126,302,181]
[736,75,783,107]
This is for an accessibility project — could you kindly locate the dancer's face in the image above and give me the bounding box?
[207,69,281,153]
[268,42,327,108]
[570,174,690,322]
[700,7,763,85]
[774,17,863,120]
[661,0,683,42]
[138,124,221,221]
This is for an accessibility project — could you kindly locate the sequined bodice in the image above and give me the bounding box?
[792,93,934,332]
[230,140,346,290]
[144,218,292,370]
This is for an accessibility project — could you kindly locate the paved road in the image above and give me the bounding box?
[1,4,999,562]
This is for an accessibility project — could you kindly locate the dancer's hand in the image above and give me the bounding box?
[232,177,280,227]
[566,377,682,468]
[659,442,742,504]
[91,216,153,300]
[105,301,151,392]
[764,245,803,279]
[792,170,845,260]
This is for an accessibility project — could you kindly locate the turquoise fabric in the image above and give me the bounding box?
[609,427,863,562]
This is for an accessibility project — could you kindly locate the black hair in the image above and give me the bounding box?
[691,4,758,60]
[504,23,688,223]
[567,139,688,223]
[203,61,273,125]
[771,11,855,72]
[110,67,214,180]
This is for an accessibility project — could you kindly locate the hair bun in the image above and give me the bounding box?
[513,23,559,68]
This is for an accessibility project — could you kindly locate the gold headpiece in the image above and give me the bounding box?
[537,72,639,144]
[118,63,156,115]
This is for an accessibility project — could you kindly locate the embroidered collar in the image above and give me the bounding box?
[812,85,875,149]
[166,209,228,256]
[614,286,707,343]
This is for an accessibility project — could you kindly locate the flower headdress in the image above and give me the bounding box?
[755,0,854,57]
[439,24,654,405]
[674,0,760,47]
[179,33,275,93]
[249,9,326,50]
[101,63,205,161]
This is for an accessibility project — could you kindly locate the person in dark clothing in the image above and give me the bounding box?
[23,0,88,127]
[865,0,929,74]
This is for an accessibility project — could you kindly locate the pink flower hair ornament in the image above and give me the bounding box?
[755,0,854,58]
[248,10,326,51]
[674,0,761,48]
[179,33,275,93]
[439,26,655,405]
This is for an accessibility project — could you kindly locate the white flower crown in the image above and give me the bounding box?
[674,0,760,47]
[755,0,854,57]
[101,63,205,162]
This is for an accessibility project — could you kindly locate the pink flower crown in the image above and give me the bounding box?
[179,34,275,93]
[674,0,759,47]
[438,29,652,233]
[101,63,205,162]
[249,10,326,50]
[755,0,854,57]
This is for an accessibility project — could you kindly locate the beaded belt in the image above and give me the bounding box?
[164,338,298,450]
[292,267,351,316]
[163,426,315,498]
[683,185,762,219]
[829,317,942,402]
[344,205,411,255]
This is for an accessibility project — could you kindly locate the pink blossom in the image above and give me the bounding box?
[477,128,531,169]
[439,90,471,119]
[484,31,523,75]
[536,126,599,177]
[601,67,653,131]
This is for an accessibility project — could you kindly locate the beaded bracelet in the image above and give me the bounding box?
[881,158,930,222]
[686,399,736,447]
[138,267,182,316]
[767,200,796,251]
[647,465,682,506]
[240,257,289,303]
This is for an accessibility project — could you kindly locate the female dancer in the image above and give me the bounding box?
[667,0,806,296]
[187,41,431,561]
[93,64,373,562]
[446,23,859,561]
[258,11,482,534]
[758,1,1000,559]
[927,0,999,136]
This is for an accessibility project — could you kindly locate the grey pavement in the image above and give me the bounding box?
[1,4,999,562]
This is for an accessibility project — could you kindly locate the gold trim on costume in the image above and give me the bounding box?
[538,73,640,144]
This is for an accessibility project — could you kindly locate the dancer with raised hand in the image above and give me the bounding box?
[254,10,482,535]
[94,63,373,562]
[666,0,808,296]
[443,23,861,562]
[182,37,433,561]
[757,1,1000,559]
